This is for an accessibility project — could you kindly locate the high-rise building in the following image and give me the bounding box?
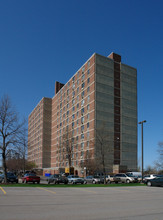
[28,52,137,175]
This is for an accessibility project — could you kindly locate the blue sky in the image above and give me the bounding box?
[0,0,163,169]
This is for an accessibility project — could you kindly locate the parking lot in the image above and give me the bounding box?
[0,186,163,220]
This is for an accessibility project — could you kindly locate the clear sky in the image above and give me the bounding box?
[0,0,163,169]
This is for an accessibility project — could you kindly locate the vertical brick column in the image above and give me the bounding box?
[108,53,121,165]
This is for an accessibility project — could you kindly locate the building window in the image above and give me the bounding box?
[87,95,90,102]
[81,82,85,89]
[77,111,79,117]
[87,87,90,93]
[87,122,89,128]
[81,116,84,124]
[72,76,75,82]
[87,141,89,148]
[81,99,85,106]
[87,78,90,84]
[77,87,79,93]
[87,104,90,111]
[77,95,79,102]
[87,69,90,75]
[77,103,79,109]
[87,113,90,120]
[72,83,75,89]
[72,114,75,120]
[81,142,84,150]
[77,79,79,85]
[72,99,75,105]
[87,131,90,138]
[67,110,69,116]
[81,108,84,115]
[77,71,80,78]
[76,127,79,134]
[72,91,75,97]
[67,89,69,95]
[72,106,75,112]
[67,103,69,109]
[76,119,79,125]
[82,74,85,81]
[88,60,90,67]
[81,91,84,98]
[81,125,84,133]
[81,134,84,139]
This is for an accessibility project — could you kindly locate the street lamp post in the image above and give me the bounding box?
[138,120,147,182]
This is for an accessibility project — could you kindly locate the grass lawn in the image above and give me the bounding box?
[0,183,144,187]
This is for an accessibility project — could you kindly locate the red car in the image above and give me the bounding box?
[22,173,40,184]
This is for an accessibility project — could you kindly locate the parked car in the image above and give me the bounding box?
[113,173,135,183]
[67,175,84,184]
[22,173,40,184]
[47,174,68,184]
[146,176,163,187]
[47,174,60,184]
[126,173,138,183]
[106,175,114,184]
[143,174,158,183]
[0,172,18,183]
[84,175,104,184]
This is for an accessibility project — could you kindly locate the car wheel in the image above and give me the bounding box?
[147,181,152,187]
[48,181,50,184]
[126,179,130,183]
[84,181,87,184]
[92,180,96,184]
[37,182,40,184]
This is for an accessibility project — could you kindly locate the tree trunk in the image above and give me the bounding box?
[2,151,7,183]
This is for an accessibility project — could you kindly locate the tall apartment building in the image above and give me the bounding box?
[28,52,137,175]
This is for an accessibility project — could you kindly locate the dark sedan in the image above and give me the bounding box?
[47,174,68,184]
[0,172,18,183]
[146,176,163,187]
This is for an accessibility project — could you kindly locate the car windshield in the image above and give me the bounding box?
[126,173,133,177]
[51,174,60,178]
[94,176,100,178]
[25,173,36,177]
[7,173,15,177]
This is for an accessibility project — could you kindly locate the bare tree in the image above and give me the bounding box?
[61,128,75,175]
[0,95,24,183]
[83,150,97,175]
[17,125,28,173]
[95,123,113,184]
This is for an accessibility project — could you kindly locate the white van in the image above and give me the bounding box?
[126,172,141,177]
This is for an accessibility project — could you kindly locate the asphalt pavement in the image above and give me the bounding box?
[0,186,163,220]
